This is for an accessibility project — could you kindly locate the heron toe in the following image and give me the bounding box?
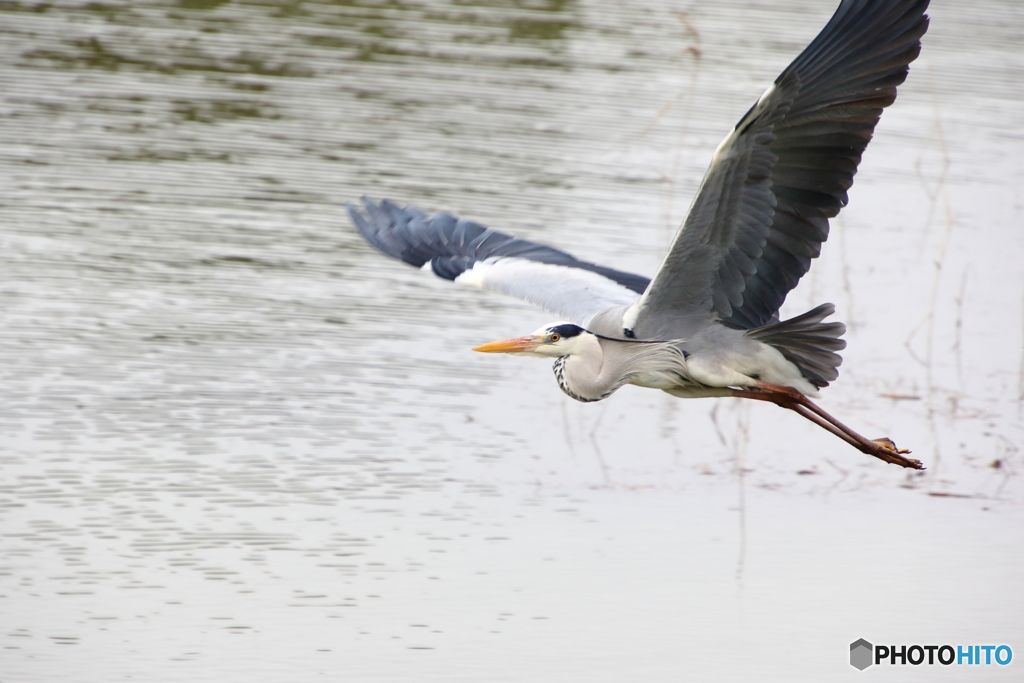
[871,437,911,455]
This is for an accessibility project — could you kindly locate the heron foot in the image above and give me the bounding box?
[871,437,910,455]
[868,437,924,470]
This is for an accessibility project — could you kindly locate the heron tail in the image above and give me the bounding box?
[746,303,846,389]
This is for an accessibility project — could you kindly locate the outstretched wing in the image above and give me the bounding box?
[349,197,648,328]
[629,0,929,337]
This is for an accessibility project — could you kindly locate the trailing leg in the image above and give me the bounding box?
[730,383,924,470]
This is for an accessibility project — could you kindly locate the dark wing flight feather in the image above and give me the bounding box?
[632,0,929,336]
[350,198,650,294]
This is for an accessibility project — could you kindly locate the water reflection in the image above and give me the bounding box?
[1,0,1022,680]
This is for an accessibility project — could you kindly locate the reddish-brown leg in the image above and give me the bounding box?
[730,382,924,470]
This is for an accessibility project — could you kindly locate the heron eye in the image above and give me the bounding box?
[550,334,560,342]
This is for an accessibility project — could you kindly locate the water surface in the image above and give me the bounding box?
[1,0,1022,680]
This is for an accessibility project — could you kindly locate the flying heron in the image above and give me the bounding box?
[349,0,928,470]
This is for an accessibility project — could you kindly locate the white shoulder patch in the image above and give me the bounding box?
[711,83,777,170]
[621,302,641,334]
[756,83,776,106]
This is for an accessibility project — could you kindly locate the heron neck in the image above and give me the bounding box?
[552,335,619,403]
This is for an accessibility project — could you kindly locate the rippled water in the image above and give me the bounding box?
[1,0,1022,680]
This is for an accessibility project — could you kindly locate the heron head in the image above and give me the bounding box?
[472,322,591,358]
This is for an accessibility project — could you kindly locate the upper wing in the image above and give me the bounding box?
[629,0,930,337]
[349,197,648,328]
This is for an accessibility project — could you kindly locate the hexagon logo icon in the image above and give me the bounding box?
[850,639,874,670]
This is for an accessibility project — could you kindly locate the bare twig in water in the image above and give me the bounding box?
[658,10,703,244]
[953,269,968,386]
[560,399,578,461]
[1018,284,1024,409]
[905,64,954,475]
[587,402,611,485]
[733,402,749,582]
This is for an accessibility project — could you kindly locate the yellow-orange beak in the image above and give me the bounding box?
[472,335,542,354]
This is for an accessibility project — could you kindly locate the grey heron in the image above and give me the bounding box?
[348,0,928,470]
